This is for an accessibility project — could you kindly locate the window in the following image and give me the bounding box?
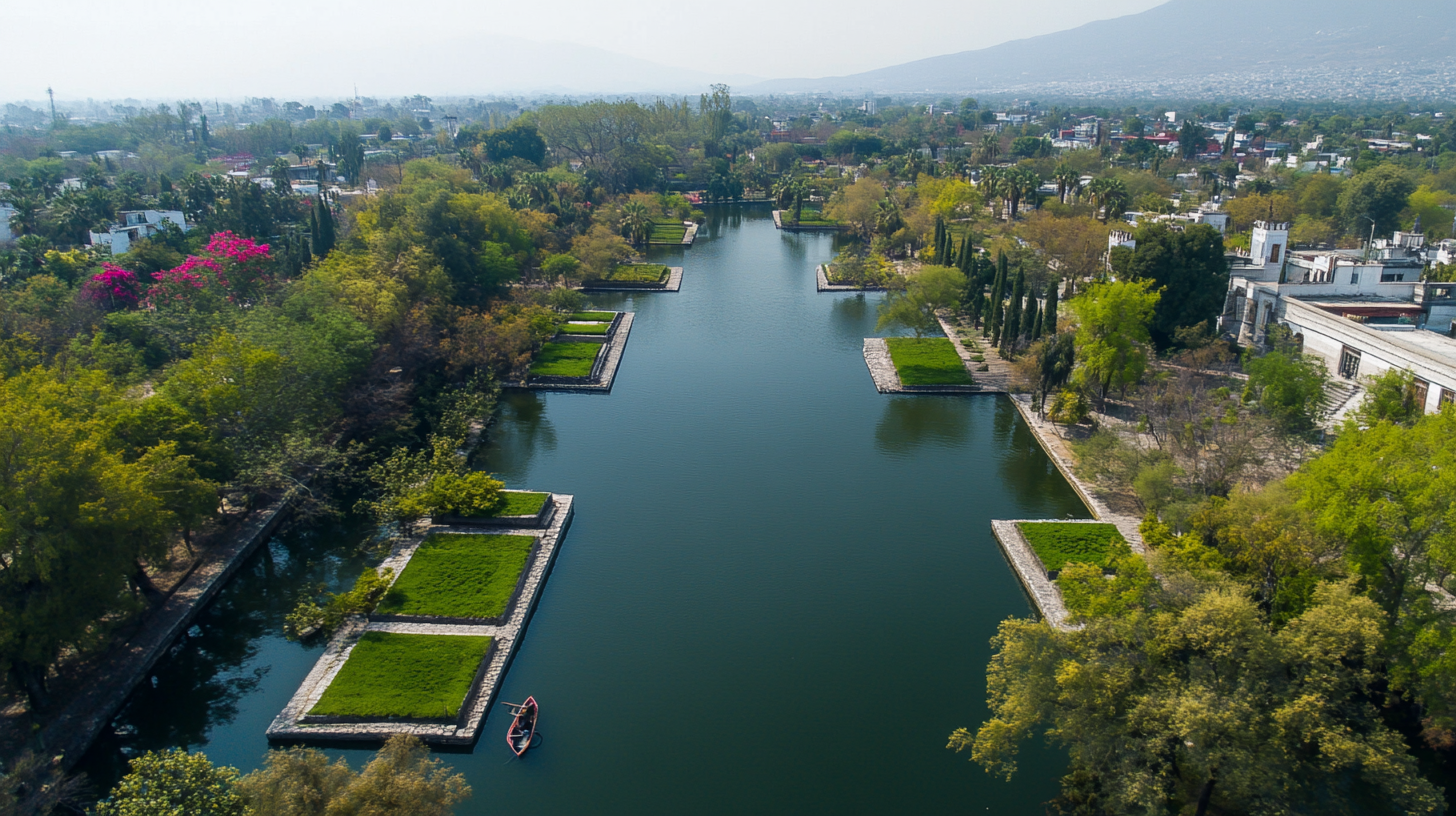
[1350,271,1359,285]
[1338,346,1362,379]
[1381,272,1406,283]
[1269,244,1282,263]
[1442,388,1455,409]
[1412,378,1429,412]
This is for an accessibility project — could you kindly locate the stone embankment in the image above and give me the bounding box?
[582,268,682,293]
[266,494,574,745]
[524,313,634,394]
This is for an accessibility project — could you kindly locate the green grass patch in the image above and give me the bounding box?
[529,342,601,377]
[590,264,669,284]
[561,322,611,335]
[497,491,549,517]
[885,338,973,386]
[649,221,687,242]
[569,311,617,322]
[376,533,535,619]
[1016,522,1126,573]
[308,632,490,719]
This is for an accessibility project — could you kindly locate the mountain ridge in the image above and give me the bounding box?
[744,0,1455,98]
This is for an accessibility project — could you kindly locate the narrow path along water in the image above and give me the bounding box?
[82,204,1090,813]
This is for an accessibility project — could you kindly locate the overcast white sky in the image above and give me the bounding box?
[4,0,1168,101]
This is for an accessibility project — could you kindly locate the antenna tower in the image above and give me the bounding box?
[47,87,58,126]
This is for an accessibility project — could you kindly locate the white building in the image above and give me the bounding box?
[89,210,188,255]
[0,203,17,244]
[1221,224,1456,415]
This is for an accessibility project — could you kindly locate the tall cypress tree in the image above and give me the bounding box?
[1021,288,1039,340]
[987,259,1007,339]
[1032,304,1044,340]
[933,217,945,262]
[1001,269,1025,353]
[1044,280,1060,336]
[308,205,320,256]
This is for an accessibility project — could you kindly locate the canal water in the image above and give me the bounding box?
[80,204,1089,813]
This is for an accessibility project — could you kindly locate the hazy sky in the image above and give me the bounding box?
[5,0,1169,100]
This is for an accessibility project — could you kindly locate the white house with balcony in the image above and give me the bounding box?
[88,210,189,255]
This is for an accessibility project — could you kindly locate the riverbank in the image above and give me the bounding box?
[30,496,294,768]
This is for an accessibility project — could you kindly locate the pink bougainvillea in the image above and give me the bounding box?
[204,231,271,263]
[141,232,277,308]
[87,263,140,305]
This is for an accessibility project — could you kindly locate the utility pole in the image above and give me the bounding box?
[47,86,58,128]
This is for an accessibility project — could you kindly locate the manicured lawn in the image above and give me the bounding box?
[561,322,611,335]
[589,264,669,284]
[497,491,549,517]
[1016,522,1127,573]
[376,533,536,619]
[650,221,687,242]
[885,338,973,386]
[308,632,491,719]
[569,311,617,322]
[529,342,601,377]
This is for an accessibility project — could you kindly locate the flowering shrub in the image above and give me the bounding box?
[86,263,141,308]
[139,232,277,309]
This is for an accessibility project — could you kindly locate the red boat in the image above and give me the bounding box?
[504,697,539,756]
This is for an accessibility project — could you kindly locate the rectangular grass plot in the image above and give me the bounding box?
[1016,522,1127,574]
[375,533,536,620]
[885,337,973,386]
[309,632,491,720]
[530,342,602,378]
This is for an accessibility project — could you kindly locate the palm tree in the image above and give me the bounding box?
[520,172,552,206]
[978,166,1004,220]
[1088,178,1130,223]
[976,133,1001,165]
[1053,164,1080,204]
[875,197,904,235]
[1008,167,1040,219]
[620,200,653,247]
[771,176,796,209]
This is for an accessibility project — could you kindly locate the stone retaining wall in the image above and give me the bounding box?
[523,313,634,393]
[582,268,682,293]
[266,494,575,745]
[434,491,555,528]
[817,264,886,293]
[990,520,1076,630]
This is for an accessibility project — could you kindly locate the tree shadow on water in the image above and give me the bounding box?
[477,391,557,485]
[75,522,372,792]
[991,398,1088,518]
[875,396,971,457]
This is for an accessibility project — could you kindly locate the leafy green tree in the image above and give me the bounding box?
[953,580,1443,816]
[876,265,964,339]
[1338,164,1416,238]
[1242,350,1329,435]
[98,749,249,816]
[1070,279,1160,405]
[1124,223,1227,350]
[318,735,471,816]
[238,747,354,816]
[0,368,176,705]
[1355,368,1424,427]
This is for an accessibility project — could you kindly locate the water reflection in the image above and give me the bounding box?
[874,397,972,456]
[77,523,371,791]
[828,294,872,342]
[477,391,557,483]
[991,399,1078,517]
